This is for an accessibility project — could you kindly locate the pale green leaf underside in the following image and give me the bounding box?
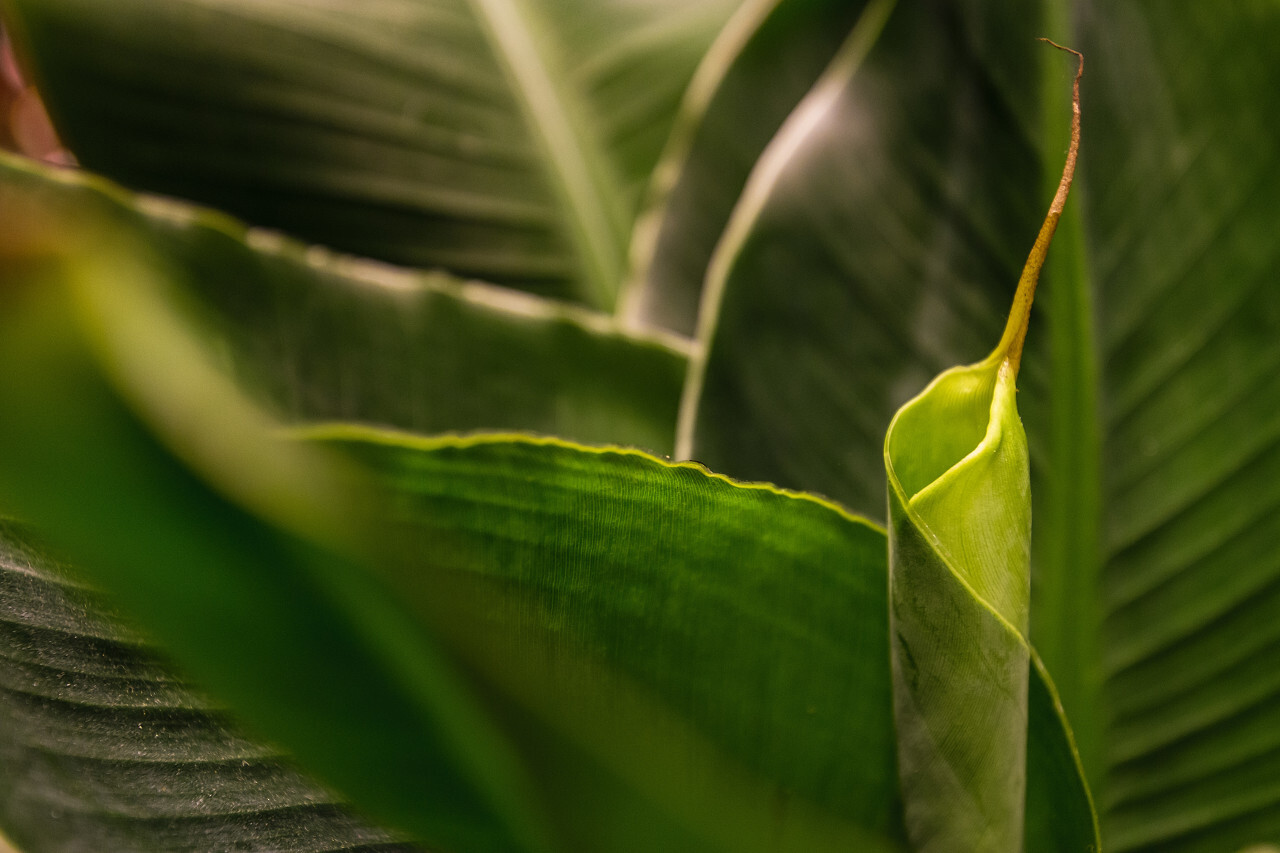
[2,0,741,308]
[0,152,687,455]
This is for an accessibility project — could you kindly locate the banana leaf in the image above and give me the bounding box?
[0,0,742,308]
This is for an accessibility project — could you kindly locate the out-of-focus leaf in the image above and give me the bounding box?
[619,0,881,336]
[0,0,741,308]
[674,0,1280,849]
[0,521,423,853]
[0,153,687,455]
[0,224,553,853]
[1076,7,1280,851]
[0,185,908,851]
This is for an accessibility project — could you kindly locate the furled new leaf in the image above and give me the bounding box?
[883,46,1087,852]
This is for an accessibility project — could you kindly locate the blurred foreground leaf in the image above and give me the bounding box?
[0,154,687,454]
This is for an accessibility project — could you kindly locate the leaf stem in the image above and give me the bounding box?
[995,39,1082,376]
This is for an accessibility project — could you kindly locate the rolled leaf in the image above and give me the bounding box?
[884,47,1081,852]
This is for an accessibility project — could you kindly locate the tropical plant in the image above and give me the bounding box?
[0,1,1278,853]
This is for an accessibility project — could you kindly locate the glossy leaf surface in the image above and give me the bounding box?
[0,154,686,455]
[1,0,741,308]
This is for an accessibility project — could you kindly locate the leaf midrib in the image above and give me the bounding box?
[467,0,627,310]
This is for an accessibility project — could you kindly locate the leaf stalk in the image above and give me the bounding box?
[995,39,1083,376]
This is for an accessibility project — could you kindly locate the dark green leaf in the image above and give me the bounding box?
[0,153,687,455]
[0,521,424,853]
[1,0,741,307]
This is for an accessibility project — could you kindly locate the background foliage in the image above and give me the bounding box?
[1,0,1279,851]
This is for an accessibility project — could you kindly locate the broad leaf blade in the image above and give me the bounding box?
[0,227,551,853]
[0,184,909,851]
[1076,5,1280,850]
[1,0,741,308]
[0,153,686,455]
[313,429,908,852]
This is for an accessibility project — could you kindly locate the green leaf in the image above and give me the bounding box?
[0,224,553,853]
[0,152,686,455]
[303,425,1088,853]
[884,58,1082,845]
[309,429,908,853]
[0,197,909,851]
[676,1,1280,849]
[0,521,423,853]
[619,0,881,336]
[1,0,741,308]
